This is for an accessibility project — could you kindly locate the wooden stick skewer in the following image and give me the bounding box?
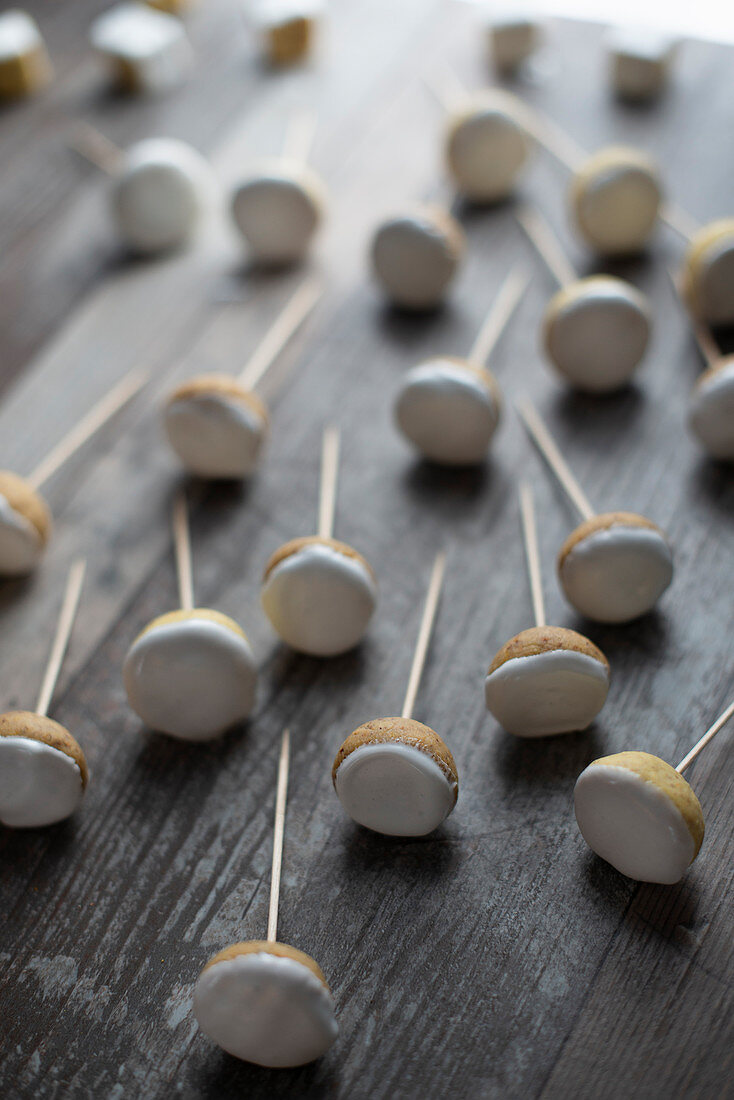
[173,490,194,612]
[35,559,87,717]
[67,121,124,176]
[317,426,340,541]
[401,552,447,721]
[676,700,734,775]
[267,727,291,943]
[516,207,576,288]
[283,110,317,165]
[27,367,149,491]
[517,401,595,523]
[469,265,529,367]
[667,266,720,370]
[519,483,545,629]
[423,63,467,113]
[238,276,322,391]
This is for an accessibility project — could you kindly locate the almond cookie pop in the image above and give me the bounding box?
[333,552,459,837]
[0,560,88,828]
[261,427,377,657]
[194,727,338,1066]
[123,490,257,740]
[575,698,734,883]
[518,402,673,624]
[485,483,610,737]
[370,203,466,311]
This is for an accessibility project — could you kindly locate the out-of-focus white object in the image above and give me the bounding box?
[485,7,542,73]
[253,0,323,65]
[90,3,193,93]
[0,10,52,98]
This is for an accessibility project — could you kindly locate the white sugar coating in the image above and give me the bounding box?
[0,493,44,576]
[690,231,734,326]
[112,138,213,254]
[231,161,325,264]
[394,359,500,465]
[0,10,42,58]
[574,761,696,883]
[607,27,676,101]
[90,3,192,92]
[689,360,734,461]
[573,157,662,255]
[544,278,650,392]
[194,951,337,1067]
[123,615,257,740]
[164,391,267,478]
[446,93,530,203]
[370,210,463,310]
[487,11,540,73]
[0,737,83,828]
[560,524,673,623]
[484,649,609,738]
[255,0,323,28]
[261,543,376,657]
[334,741,457,836]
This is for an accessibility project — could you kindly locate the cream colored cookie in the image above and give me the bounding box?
[446,91,530,203]
[485,626,609,737]
[688,357,734,461]
[370,205,465,310]
[332,717,458,836]
[194,939,337,1066]
[394,356,501,464]
[607,27,676,102]
[0,10,52,99]
[558,512,673,623]
[164,374,269,478]
[0,471,52,577]
[90,3,193,94]
[574,751,704,883]
[0,712,88,828]
[683,219,734,326]
[231,159,326,264]
[571,147,662,255]
[487,11,540,75]
[261,536,377,656]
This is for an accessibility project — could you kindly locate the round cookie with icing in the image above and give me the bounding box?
[261,536,377,657]
[0,471,52,577]
[446,91,530,203]
[332,717,458,836]
[485,626,609,737]
[164,375,269,478]
[558,512,673,623]
[123,609,257,740]
[194,940,338,1067]
[543,276,651,392]
[683,219,734,325]
[0,712,88,828]
[394,357,501,465]
[112,138,214,255]
[370,205,465,310]
[688,356,734,461]
[571,147,662,255]
[231,159,326,265]
[574,751,704,883]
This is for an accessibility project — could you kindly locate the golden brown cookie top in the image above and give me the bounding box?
[263,535,376,584]
[201,940,329,989]
[488,625,608,675]
[0,471,52,545]
[167,375,269,424]
[558,511,663,568]
[134,607,247,646]
[332,716,458,793]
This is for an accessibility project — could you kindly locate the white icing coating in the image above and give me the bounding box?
[575,161,661,255]
[689,360,734,461]
[231,161,325,264]
[255,0,323,29]
[194,951,337,1067]
[545,278,650,392]
[560,524,673,623]
[484,648,609,738]
[447,96,529,203]
[370,211,462,309]
[0,737,83,828]
[261,543,376,657]
[123,615,257,740]
[334,741,457,836]
[164,391,267,478]
[0,10,42,58]
[488,12,539,73]
[693,232,734,326]
[0,493,44,576]
[607,27,676,101]
[112,138,214,254]
[394,359,500,465]
[574,762,695,883]
[90,3,192,92]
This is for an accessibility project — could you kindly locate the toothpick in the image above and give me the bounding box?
[401,552,447,721]
[516,207,576,288]
[283,110,317,164]
[238,276,322,391]
[173,490,194,611]
[27,367,149,491]
[35,559,87,717]
[423,62,467,113]
[661,202,699,243]
[267,727,291,943]
[469,265,529,367]
[67,121,124,176]
[676,700,734,775]
[519,106,585,172]
[666,266,720,370]
[519,483,545,629]
[517,401,595,522]
[317,426,340,540]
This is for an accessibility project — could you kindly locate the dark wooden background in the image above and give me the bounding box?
[1,2,733,1097]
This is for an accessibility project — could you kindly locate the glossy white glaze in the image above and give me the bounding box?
[485,648,609,737]
[689,360,734,460]
[575,161,661,254]
[164,390,267,478]
[231,161,324,263]
[0,736,83,828]
[370,211,462,309]
[395,359,499,465]
[0,493,44,576]
[447,95,529,202]
[0,10,42,57]
[90,4,192,92]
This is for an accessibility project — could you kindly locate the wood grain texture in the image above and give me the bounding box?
[1,5,733,1099]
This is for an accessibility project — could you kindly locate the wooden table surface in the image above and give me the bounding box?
[1,3,733,1098]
